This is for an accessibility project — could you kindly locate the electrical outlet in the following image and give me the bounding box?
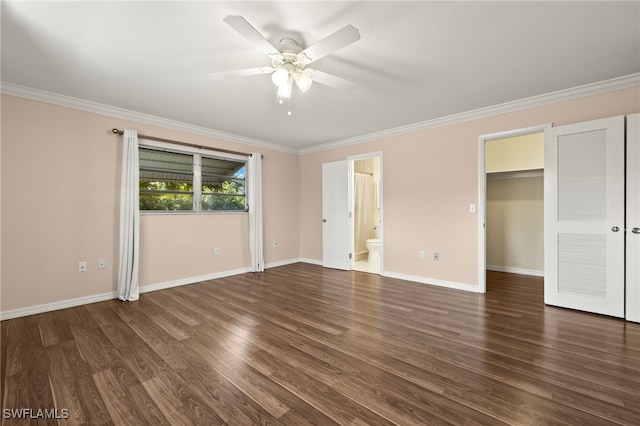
[433,252,440,261]
[98,259,106,270]
[214,247,220,255]
[419,250,426,260]
[78,261,87,272]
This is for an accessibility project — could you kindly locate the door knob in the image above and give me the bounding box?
[611,226,620,232]
[633,227,640,234]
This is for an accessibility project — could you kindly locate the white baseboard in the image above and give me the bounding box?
[0,259,490,320]
[264,258,305,269]
[0,259,304,321]
[486,265,544,277]
[139,267,253,294]
[0,290,118,321]
[383,271,481,293]
[298,257,323,266]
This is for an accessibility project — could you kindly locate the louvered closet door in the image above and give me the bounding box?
[627,113,640,323]
[544,116,625,317]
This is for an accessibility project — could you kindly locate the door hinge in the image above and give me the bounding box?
[349,253,353,259]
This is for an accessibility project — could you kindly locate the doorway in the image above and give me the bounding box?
[350,153,383,274]
[477,125,549,292]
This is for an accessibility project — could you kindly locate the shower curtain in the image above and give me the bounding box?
[354,173,375,256]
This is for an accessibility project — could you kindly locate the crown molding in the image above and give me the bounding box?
[3,73,638,156]
[300,73,640,155]
[0,82,299,155]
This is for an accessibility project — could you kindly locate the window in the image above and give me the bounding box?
[200,156,246,211]
[140,149,194,211]
[139,146,247,212]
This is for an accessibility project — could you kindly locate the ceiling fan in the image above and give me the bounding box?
[209,15,361,115]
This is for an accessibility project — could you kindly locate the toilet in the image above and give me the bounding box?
[366,223,381,263]
[365,238,381,263]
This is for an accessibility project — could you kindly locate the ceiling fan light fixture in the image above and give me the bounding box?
[271,68,290,87]
[294,68,314,92]
[276,76,293,104]
[215,15,360,115]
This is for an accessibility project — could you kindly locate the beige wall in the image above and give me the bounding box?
[486,173,544,274]
[1,95,300,313]
[1,86,639,315]
[486,133,544,172]
[299,87,640,288]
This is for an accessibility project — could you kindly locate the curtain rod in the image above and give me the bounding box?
[111,128,259,158]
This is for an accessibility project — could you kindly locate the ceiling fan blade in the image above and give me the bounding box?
[223,15,282,60]
[312,70,357,92]
[298,25,360,65]
[209,67,274,80]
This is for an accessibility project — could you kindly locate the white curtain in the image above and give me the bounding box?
[118,129,140,301]
[354,173,374,254]
[248,153,264,272]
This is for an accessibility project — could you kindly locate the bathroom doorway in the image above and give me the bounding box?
[350,153,383,274]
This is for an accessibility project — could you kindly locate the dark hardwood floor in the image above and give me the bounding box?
[2,264,639,425]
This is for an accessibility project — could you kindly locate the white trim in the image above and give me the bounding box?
[347,151,384,276]
[479,125,551,142]
[0,82,298,155]
[0,259,476,320]
[348,160,355,271]
[347,151,384,161]
[486,169,543,180]
[486,265,544,278]
[384,271,481,293]
[477,123,550,294]
[626,113,640,323]
[299,257,323,266]
[2,74,638,156]
[301,73,640,154]
[139,267,252,294]
[0,260,304,320]
[264,258,303,269]
[0,291,118,321]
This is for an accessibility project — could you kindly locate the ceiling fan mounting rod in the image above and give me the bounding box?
[278,38,303,53]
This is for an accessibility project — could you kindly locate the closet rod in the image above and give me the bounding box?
[111,128,260,158]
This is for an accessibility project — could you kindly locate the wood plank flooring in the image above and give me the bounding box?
[2,264,639,425]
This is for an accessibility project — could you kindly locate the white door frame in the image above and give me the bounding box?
[627,113,640,322]
[348,151,384,274]
[477,124,551,293]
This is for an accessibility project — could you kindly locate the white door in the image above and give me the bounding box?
[544,116,625,317]
[322,160,350,270]
[626,113,640,323]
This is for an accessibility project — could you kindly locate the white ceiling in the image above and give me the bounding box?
[2,1,639,152]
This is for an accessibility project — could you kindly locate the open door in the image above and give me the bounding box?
[322,160,350,270]
[544,116,625,317]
